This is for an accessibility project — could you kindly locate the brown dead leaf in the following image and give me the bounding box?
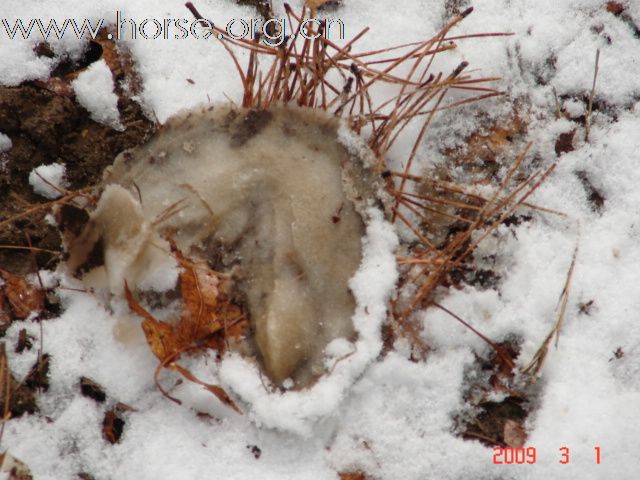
[61,30,125,83]
[0,344,38,417]
[125,283,179,362]
[555,129,576,156]
[306,0,336,8]
[79,377,106,403]
[225,307,250,339]
[0,270,44,320]
[339,472,367,480]
[124,245,247,414]
[102,408,125,444]
[141,313,180,361]
[33,28,143,101]
[24,354,50,392]
[92,31,123,78]
[15,329,33,353]
[173,247,249,351]
[172,363,242,414]
[174,249,225,342]
[606,1,625,15]
[0,291,11,334]
[444,114,527,169]
[0,451,33,480]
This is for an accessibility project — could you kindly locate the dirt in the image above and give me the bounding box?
[575,170,606,213]
[455,339,540,448]
[0,33,156,275]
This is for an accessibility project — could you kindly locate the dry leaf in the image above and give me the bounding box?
[102,409,125,444]
[0,451,33,480]
[444,114,526,172]
[339,472,367,480]
[173,363,242,414]
[173,247,249,352]
[306,0,335,9]
[143,316,179,361]
[24,354,50,392]
[0,345,38,417]
[555,129,576,156]
[606,1,625,14]
[174,249,225,342]
[0,270,44,320]
[0,290,11,331]
[92,31,123,78]
[125,283,179,361]
[15,329,34,353]
[124,245,247,414]
[79,377,107,403]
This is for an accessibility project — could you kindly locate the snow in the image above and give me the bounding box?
[28,163,68,199]
[3,0,640,479]
[0,132,11,152]
[0,38,53,86]
[71,59,123,129]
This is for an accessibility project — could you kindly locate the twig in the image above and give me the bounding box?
[0,344,11,447]
[433,302,515,370]
[523,242,579,380]
[584,49,600,142]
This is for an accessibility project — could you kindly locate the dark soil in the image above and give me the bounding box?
[0,34,156,274]
[455,340,540,448]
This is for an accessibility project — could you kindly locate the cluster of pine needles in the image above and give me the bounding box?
[184,2,566,373]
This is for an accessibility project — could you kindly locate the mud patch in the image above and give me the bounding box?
[0,32,156,274]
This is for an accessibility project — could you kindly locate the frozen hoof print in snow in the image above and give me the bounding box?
[67,103,386,388]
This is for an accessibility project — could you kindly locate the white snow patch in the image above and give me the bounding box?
[0,132,12,152]
[72,59,123,130]
[28,163,68,199]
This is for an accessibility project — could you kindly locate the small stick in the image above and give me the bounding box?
[523,242,579,380]
[585,49,600,142]
[28,238,46,362]
[433,302,515,370]
[552,87,562,119]
[0,344,11,447]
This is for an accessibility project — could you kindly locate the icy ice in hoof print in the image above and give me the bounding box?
[66,103,396,396]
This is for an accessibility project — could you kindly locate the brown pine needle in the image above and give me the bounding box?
[0,189,93,230]
[180,2,561,382]
[0,245,61,255]
[523,242,579,380]
[433,302,515,370]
